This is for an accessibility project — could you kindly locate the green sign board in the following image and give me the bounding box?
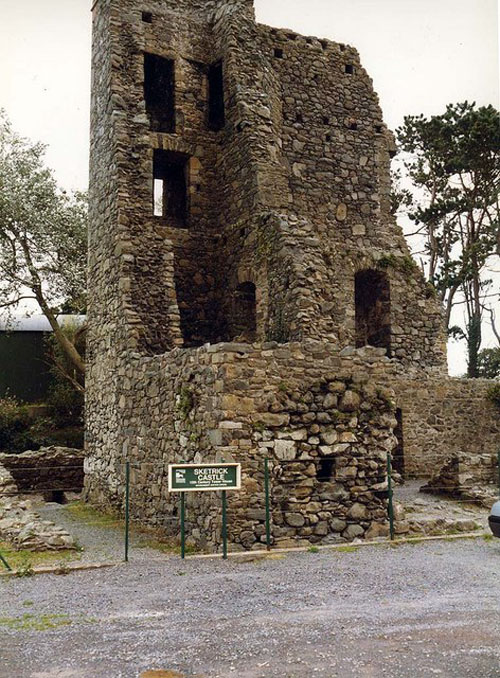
[168,463,241,492]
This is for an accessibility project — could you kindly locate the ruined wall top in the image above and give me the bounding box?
[91,0,255,20]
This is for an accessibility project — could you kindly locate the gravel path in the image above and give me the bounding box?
[1,538,500,678]
[33,500,165,564]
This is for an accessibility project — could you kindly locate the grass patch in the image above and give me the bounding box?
[0,541,79,572]
[0,613,72,631]
[308,546,320,553]
[483,533,494,542]
[65,501,122,529]
[335,545,360,553]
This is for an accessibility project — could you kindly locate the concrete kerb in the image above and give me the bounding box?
[0,532,491,576]
[185,531,490,560]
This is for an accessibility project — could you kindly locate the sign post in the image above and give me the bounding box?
[168,462,242,558]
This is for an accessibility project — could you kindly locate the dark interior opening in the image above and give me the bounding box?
[322,116,330,124]
[144,53,175,133]
[349,122,358,130]
[142,11,153,23]
[43,490,67,504]
[392,408,405,477]
[232,282,256,341]
[208,61,225,131]
[317,457,335,482]
[345,64,355,74]
[375,124,383,133]
[296,112,303,123]
[355,269,391,354]
[153,150,188,227]
[274,48,283,59]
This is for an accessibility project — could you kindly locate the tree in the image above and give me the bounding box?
[396,102,500,377]
[0,111,87,378]
[477,348,500,379]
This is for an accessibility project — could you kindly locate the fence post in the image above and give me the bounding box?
[180,492,186,560]
[0,549,11,572]
[124,461,130,562]
[387,451,395,541]
[222,490,228,560]
[264,458,271,551]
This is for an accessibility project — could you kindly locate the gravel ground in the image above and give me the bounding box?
[1,538,500,678]
[33,500,165,564]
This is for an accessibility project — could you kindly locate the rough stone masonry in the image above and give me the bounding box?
[85,0,500,550]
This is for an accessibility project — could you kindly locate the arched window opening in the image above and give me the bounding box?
[355,269,391,354]
[232,282,256,342]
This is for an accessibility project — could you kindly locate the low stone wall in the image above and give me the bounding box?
[0,447,84,495]
[85,340,499,552]
[421,451,498,508]
[392,377,500,478]
[85,341,397,550]
[0,463,75,552]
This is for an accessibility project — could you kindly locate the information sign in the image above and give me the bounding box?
[168,463,241,492]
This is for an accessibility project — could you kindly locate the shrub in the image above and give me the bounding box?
[0,396,31,452]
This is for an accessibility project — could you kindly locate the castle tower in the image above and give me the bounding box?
[86,0,498,550]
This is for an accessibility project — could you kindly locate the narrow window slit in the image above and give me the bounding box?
[208,61,225,130]
[296,112,303,124]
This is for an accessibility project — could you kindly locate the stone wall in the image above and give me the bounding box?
[85,343,397,549]
[0,447,85,495]
[392,377,500,478]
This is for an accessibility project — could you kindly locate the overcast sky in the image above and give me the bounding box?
[0,0,499,373]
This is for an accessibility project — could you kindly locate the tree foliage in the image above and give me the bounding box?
[0,111,87,377]
[396,102,500,377]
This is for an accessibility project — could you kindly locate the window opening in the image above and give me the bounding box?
[208,61,225,130]
[317,457,335,482]
[355,269,391,354]
[142,11,153,22]
[345,64,355,74]
[375,124,383,133]
[274,48,283,59]
[322,116,330,125]
[233,282,256,341]
[153,150,189,227]
[144,53,175,132]
[296,112,303,124]
[349,122,358,130]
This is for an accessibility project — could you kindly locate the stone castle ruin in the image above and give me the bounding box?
[85,0,499,549]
